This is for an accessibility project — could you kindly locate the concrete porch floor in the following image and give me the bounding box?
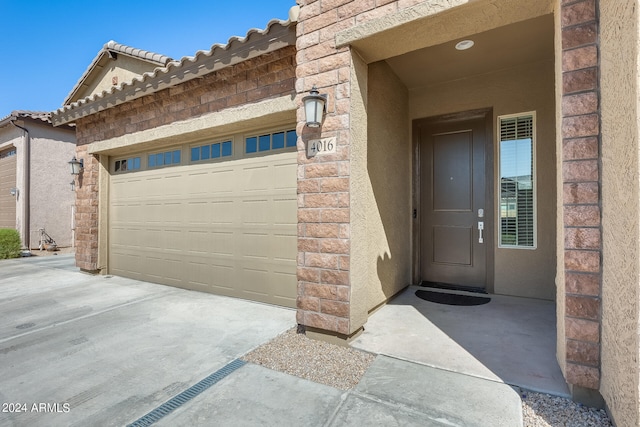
[351,286,571,397]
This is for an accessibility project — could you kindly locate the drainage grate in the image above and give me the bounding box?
[127,359,246,427]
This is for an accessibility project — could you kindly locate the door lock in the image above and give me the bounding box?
[478,221,484,244]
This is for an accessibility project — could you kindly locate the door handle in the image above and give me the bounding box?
[478,221,484,244]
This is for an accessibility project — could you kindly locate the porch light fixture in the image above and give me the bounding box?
[455,40,474,50]
[70,180,76,192]
[303,85,327,128]
[68,156,83,175]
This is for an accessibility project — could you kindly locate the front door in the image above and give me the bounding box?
[417,112,490,289]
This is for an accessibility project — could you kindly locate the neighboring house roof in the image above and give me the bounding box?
[63,40,174,106]
[51,7,299,127]
[0,110,59,128]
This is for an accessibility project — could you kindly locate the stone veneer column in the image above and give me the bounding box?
[561,0,602,391]
[73,144,100,271]
[295,0,362,337]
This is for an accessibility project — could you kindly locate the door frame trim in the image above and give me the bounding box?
[412,108,495,292]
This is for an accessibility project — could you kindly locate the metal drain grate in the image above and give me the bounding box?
[127,359,247,427]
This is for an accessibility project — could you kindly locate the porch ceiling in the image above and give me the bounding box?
[384,14,554,90]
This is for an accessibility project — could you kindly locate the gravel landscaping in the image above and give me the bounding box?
[243,327,614,426]
[243,327,375,390]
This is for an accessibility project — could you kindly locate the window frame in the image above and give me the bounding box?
[244,129,297,156]
[190,139,233,163]
[113,156,142,174]
[497,111,537,250]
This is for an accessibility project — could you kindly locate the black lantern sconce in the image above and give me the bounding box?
[68,156,83,176]
[303,85,327,128]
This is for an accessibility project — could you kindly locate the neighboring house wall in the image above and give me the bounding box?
[29,123,76,248]
[73,45,296,271]
[0,118,75,248]
[599,1,640,426]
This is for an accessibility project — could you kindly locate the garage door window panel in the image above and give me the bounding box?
[114,156,141,173]
[149,150,181,168]
[191,141,233,162]
[245,129,296,155]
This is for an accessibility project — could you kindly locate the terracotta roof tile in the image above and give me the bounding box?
[52,6,299,125]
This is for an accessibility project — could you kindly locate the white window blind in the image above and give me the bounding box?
[499,114,535,248]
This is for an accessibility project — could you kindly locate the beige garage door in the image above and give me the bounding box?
[0,149,17,229]
[109,148,298,308]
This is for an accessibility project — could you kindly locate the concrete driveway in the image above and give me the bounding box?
[0,254,295,426]
[0,255,524,427]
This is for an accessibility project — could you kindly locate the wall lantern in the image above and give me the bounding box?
[9,187,18,197]
[70,180,76,192]
[303,85,327,128]
[68,156,83,175]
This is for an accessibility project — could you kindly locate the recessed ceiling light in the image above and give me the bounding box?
[455,40,474,50]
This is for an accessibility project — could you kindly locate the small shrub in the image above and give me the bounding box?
[0,228,21,259]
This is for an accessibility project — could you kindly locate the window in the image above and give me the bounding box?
[499,113,535,248]
[245,129,296,154]
[114,156,141,173]
[191,141,232,162]
[0,149,16,158]
[148,150,181,168]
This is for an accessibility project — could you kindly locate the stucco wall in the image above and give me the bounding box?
[28,123,76,248]
[599,1,640,425]
[0,121,76,248]
[366,61,411,309]
[410,59,557,300]
[83,55,162,100]
[349,59,412,328]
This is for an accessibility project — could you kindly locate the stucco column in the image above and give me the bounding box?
[599,1,640,425]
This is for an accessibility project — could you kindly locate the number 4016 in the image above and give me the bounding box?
[307,137,337,157]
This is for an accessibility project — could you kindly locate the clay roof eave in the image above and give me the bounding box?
[52,15,297,128]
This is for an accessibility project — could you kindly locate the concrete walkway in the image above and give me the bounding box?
[0,255,523,426]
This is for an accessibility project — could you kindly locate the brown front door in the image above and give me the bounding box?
[417,112,490,289]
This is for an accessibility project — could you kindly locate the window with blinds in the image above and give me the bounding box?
[499,113,536,248]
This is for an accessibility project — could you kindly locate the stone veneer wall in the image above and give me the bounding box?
[73,46,296,271]
[560,0,603,391]
[295,0,425,336]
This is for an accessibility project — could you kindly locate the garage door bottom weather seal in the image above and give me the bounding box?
[127,359,247,427]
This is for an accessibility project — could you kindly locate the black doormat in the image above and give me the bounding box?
[415,289,491,306]
[421,281,488,294]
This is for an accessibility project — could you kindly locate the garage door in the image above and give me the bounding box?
[0,148,17,229]
[109,131,298,308]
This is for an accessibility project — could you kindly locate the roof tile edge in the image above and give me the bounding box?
[52,11,297,127]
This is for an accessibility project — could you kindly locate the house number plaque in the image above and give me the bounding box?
[307,137,336,157]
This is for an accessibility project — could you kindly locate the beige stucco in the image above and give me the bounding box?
[336,0,555,64]
[80,55,163,102]
[599,1,640,426]
[349,59,412,331]
[349,50,370,332]
[0,120,76,248]
[409,59,557,300]
[553,0,566,380]
[28,123,76,248]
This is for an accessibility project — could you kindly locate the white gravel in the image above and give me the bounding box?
[243,327,614,426]
[521,390,613,427]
